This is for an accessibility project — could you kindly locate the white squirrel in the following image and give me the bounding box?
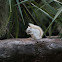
[26,23,44,40]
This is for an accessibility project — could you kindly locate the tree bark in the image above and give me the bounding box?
[0,38,62,62]
[0,0,8,38]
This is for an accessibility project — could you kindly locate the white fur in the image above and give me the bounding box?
[26,23,44,40]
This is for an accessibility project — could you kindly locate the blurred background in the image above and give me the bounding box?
[0,0,62,39]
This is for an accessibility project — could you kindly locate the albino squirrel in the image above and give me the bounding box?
[26,23,44,40]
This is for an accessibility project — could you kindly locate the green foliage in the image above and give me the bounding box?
[7,0,62,38]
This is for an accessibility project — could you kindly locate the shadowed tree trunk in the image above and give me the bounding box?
[0,38,62,62]
[0,0,8,38]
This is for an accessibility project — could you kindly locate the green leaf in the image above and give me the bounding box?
[43,7,62,36]
[22,3,37,24]
[15,19,19,38]
[16,0,25,25]
[9,0,12,12]
[14,0,28,6]
[41,0,57,15]
[52,7,62,22]
[54,0,62,5]
[31,3,53,19]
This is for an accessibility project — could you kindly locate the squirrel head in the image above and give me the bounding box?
[26,26,34,35]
